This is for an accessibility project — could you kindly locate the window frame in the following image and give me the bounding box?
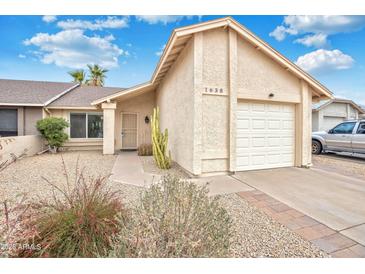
[0,108,18,137]
[69,112,103,140]
[332,122,357,134]
[356,122,365,134]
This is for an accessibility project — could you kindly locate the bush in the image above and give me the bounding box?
[18,160,125,258]
[36,117,69,152]
[0,195,39,258]
[111,175,233,258]
[137,144,153,156]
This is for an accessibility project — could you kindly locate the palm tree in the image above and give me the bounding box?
[86,64,108,86]
[68,69,86,84]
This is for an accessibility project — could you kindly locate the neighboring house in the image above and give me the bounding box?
[312,98,365,132]
[0,17,333,176]
[0,79,78,136]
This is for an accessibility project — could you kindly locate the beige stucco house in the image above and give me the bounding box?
[1,17,334,176]
[312,98,364,132]
[91,17,333,175]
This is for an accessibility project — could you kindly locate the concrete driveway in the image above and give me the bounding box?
[233,167,365,245]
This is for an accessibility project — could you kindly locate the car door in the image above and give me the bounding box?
[352,122,365,154]
[325,121,356,152]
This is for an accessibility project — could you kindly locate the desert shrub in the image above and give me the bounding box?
[111,175,233,258]
[0,196,39,258]
[18,161,125,258]
[36,117,69,152]
[137,144,153,156]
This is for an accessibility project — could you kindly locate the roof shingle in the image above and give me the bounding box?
[48,85,124,108]
[0,79,77,105]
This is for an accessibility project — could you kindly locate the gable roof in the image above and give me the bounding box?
[313,98,365,114]
[47,85,124,109]
[0,79,78,106]
[93,16,333,105]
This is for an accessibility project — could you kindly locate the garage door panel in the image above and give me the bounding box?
[237,118,249,129]
[236,101,295,171]
[236,137,249,147]
[252,103,265,112]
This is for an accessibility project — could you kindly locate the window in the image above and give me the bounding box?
[332,122,356,134]
[357,122,365,134]
[88,114,103,138]
[0,109,18,137]
[70,113,103,138]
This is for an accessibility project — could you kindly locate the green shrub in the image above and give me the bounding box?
[18,162,125,258]
[137,144,153,156]
[36,117,69,151]
[111,175,233,258]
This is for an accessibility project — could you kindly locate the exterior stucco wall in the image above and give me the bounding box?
[237,37,301,103]
[156,39,195,173]
[322,102,348,117]
[49,108,103,150]
[114,91,155,150]
[24,107,42,135]
[0,135,45,164]
[312,111,319,132]
[201,28,230,173]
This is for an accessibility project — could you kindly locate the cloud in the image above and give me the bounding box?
[57,16,129,30]
[24,29,125,69]
[42,15,57,23]
[155,44,166,56]
[135,15,193,25]
[269,26,289,41]
[294,33,328,48]
[295,49,354,73]
[270,16,365,48]
[18,54,26,58]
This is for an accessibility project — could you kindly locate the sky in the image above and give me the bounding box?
[0,15,364,104]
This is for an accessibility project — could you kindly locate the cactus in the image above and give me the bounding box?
[151,107,171,169]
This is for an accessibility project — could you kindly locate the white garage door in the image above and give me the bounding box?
[236,101,295,171]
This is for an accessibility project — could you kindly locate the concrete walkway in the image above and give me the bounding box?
[110,151,253,195]
[110,151,161,187]
[233,167,365,247]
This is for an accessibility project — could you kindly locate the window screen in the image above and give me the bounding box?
[70,113,86,138]
[0,109,18,137]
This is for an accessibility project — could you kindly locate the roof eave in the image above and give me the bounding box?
[91,82,154,105]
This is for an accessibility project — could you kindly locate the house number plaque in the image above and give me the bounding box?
[203,87,226,96]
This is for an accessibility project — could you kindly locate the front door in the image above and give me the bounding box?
[121,113,138,149]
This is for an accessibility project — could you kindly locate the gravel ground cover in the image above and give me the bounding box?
[222,193,328,257]
[0,151,141,203]
[312,154,365,180]
[140,156,190,178]
[1,151,327,257]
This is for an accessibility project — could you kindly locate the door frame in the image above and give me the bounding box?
[120,112,139,150]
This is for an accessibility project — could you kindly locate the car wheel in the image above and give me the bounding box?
[312,140,322,155]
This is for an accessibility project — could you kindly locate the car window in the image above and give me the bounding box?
[357,122,365,134]
[332,122,356,134]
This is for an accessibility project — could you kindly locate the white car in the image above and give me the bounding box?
[312,120,365,155]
